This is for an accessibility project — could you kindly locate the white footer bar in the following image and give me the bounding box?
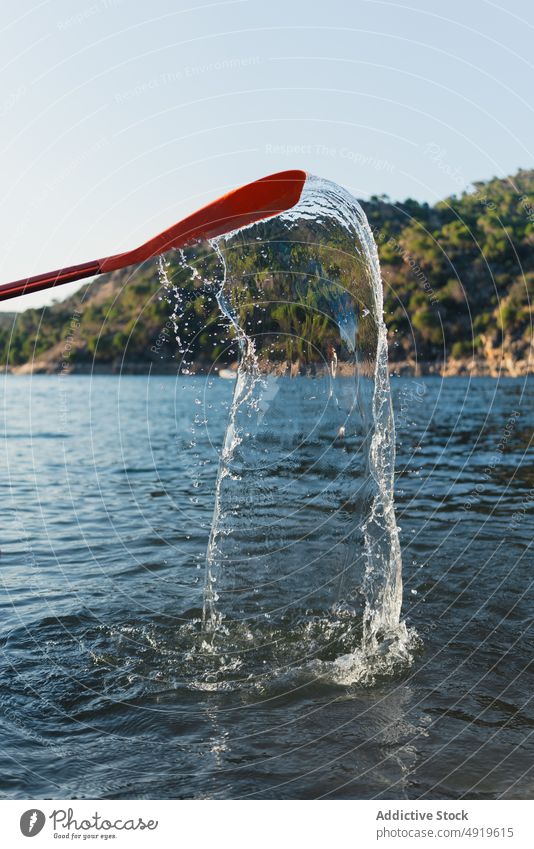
[1,799,532,848]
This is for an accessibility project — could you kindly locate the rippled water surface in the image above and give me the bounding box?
[1,375,532,799]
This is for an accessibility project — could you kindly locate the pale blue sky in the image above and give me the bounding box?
[1,0,533,310]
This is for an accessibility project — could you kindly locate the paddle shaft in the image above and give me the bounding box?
[0,170,306,303]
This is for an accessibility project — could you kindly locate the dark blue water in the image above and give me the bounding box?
[1,374,532,799]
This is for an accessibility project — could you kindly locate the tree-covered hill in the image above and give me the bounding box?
[364,167,533,373]
[1,168,532,375]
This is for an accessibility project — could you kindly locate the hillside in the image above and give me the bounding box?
[1,168,533,376]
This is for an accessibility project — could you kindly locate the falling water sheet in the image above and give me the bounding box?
[161,175,417,690]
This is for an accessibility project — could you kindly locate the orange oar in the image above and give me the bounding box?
[0,169,306,303]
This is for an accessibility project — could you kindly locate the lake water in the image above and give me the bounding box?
[1,374,532,799]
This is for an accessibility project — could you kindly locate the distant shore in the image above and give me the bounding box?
[2,357,531,378]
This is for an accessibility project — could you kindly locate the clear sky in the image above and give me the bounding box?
[1,0,533,310]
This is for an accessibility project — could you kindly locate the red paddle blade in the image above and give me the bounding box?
[0,169,307,303]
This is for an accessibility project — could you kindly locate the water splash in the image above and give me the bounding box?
[195,175,414,685]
